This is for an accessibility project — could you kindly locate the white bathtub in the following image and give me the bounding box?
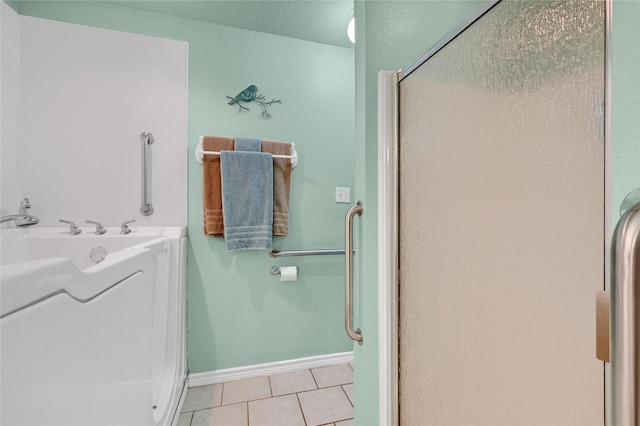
[0,226,188,426]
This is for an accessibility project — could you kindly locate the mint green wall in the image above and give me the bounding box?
[613,0,640,216]
[17,1,355,373]
[353,2,483,424]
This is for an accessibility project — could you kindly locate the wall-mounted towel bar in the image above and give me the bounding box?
[269,248,354,258]
[195,137,298,168]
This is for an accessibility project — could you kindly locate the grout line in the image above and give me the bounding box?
[295,392,309,426]
[309,368,320,389]
[267,374,274,397]
[340,384,353,408]
[223,394,278,406]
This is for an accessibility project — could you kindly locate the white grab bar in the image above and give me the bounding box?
[611,200,640,425]
[140,132,154,216]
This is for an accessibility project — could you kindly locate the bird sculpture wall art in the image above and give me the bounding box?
[226,85,282,119]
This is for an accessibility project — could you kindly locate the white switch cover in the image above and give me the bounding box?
[336,187,351,203]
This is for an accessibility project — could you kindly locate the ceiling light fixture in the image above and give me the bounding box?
[347,11,355,44]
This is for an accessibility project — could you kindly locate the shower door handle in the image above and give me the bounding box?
[345,201,364,345]
[611,200,640,426]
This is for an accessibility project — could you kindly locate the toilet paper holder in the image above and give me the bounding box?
[269,266,300,276]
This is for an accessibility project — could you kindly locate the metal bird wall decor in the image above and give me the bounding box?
[226,85,282,119]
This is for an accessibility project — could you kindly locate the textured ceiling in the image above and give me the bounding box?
[102,0,355,48]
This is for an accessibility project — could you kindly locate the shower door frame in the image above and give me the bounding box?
[376,0,614,424]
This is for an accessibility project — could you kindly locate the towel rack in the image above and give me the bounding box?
[269,248,354,258]
[195,137,298,168]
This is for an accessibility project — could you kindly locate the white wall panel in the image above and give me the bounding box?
[0,2,22,217]
[19,17,187,226]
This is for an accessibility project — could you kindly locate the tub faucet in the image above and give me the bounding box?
[120,219,135,235]
[59,219,82,235]
[0,198,40,227]
[86,220,106,235]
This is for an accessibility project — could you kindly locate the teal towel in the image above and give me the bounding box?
[220,143,273,251]
[234,137,261,152]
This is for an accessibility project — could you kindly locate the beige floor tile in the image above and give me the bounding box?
[298,386,354,426]
[192,403,248,426]
[248,394,305,426]
[341,383,354,406]
[182,383,223,412]
[176,412,193,426]
[335,419,354,426]
[270,369,317,396]
[222,376,271,405]
[311,364,353,388]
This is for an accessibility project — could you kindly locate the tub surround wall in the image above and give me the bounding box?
[0,2,21,217]
[16,1,355,374]
[17,16,188,227]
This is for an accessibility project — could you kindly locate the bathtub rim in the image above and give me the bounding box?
[0,226,187,319]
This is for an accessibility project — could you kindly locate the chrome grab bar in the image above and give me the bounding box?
[345,201,364,345]
[140,132,154,216]
[611,200,640,426]
[268,248,354,258]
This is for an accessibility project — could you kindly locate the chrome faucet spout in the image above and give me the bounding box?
[1,198,39,227]
[1,214,40,227]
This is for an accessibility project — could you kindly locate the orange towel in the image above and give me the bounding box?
[202,136,234,236]
[262,140,292,236]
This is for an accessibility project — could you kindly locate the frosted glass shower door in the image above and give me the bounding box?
[398,1,605,424]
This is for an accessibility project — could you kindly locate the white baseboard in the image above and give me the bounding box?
[188,351,353,387]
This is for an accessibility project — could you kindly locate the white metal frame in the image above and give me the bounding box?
[377,69,399,426]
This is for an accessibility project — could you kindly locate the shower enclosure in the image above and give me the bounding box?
[376,0,639,423]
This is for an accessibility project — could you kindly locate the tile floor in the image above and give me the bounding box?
[177,363,354,426]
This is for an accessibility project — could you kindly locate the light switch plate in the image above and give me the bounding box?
[336,187,351,203]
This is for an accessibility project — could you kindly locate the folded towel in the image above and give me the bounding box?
[262,140,293,236]
[202,136,234,237]
[220,149,274,251]
[234,137,262,152]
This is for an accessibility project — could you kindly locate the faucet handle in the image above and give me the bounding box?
[86,220,106,235]
[120,219,135,235]
[59,219,82,235]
